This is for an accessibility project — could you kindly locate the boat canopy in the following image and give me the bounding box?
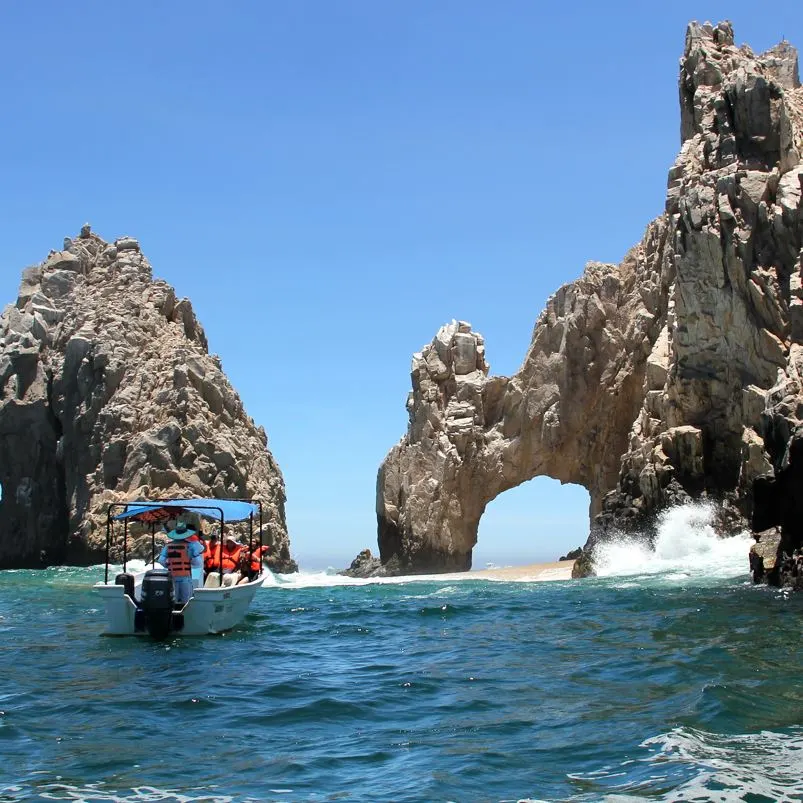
[113,498,260,523]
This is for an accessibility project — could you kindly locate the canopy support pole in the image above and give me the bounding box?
[105,509,111,584]
[219,514,226,587]
[249,512,254,579]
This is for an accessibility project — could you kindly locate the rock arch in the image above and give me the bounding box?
[377,22,803,573]
[377,236,669,571]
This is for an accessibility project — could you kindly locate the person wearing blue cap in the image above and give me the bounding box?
[157,520,205,604]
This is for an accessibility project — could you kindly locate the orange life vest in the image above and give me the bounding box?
[221,544,242,573]
[204,543,221,572]
[248,545,269,573]
[166,540,192,578]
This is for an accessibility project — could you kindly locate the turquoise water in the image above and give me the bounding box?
[1,508,802,802]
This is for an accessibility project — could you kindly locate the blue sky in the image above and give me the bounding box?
[1,2,800,569]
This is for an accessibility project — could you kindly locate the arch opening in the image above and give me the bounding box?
[474,477,589,569]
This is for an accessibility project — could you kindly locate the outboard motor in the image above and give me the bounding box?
[139,568,174,640]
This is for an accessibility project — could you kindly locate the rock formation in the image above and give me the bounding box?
[0,227,297,572]
[376,22,803,579]
[339,548,401,578]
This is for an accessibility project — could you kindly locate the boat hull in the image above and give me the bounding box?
[94,573,266,636]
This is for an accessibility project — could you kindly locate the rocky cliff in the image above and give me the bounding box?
[0,226,296,572]
[376,22,803,577]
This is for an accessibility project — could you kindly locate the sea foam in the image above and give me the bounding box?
[270,568,471,589]
[592,502,752,581]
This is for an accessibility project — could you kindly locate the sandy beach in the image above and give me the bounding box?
[467,560,576,582]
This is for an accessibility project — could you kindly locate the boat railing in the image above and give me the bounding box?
[103,498,264,590]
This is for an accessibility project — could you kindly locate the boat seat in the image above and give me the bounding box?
[115,573,137,604]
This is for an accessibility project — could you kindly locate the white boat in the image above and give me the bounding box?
[94,498,268,638]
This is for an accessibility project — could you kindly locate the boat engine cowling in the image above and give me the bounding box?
[139,568,174,640]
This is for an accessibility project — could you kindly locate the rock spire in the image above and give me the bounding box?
[376,21,803,577]
[0,227,296,572]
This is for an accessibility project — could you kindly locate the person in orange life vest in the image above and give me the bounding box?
[203,531,220,575]
[237,544,270,583]
[221,534,243,571]
[203,533,245,587]
[157,521,204,604]
[218,534,244,587]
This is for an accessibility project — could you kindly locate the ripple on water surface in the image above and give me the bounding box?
[1,512,802,801]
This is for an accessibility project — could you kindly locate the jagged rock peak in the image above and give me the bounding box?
[0,226,296,572]
[377,23,803,580]
[679,20,801,167]
[761,39,801,90]
[407,320,490,432]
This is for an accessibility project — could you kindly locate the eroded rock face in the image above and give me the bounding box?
[749,527,782,584]
[377,22,803,576]
[0,228,296,572]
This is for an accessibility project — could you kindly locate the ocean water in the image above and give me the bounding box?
[1,504,801,802]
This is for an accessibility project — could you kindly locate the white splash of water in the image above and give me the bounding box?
[640,726,803,802]
[269,568,547,590]
[566,726,803,801]
[270,568,455,589]
[592,502,753,581]
[109,559,153,574]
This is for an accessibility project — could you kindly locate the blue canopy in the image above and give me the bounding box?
[113,498,260,523]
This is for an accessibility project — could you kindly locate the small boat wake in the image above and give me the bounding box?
[591,502,753,582]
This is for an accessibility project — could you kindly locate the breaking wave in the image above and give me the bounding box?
[592,502,753,581]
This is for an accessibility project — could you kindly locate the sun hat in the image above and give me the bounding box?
[166,521,197,540]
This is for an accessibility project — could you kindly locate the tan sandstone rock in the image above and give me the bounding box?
[376,21,803,576]
[749,526,782,583]
[0,227,296,572]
